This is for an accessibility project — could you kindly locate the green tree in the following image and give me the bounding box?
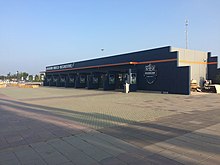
[6,72,17,81]
[7,72,11,78]
[15,72,28,81]
[18,72,29,80]
[0,75,6,81]
[22,72,29,80]
[29,75,33,81]
[35,75,40,82]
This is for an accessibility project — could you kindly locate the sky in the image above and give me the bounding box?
[0,0,220,75]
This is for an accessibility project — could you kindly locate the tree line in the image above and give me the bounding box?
[0,72,42,82]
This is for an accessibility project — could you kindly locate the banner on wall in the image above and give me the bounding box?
[144,64,157,84]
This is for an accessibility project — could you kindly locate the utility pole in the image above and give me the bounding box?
[185,19,188,49]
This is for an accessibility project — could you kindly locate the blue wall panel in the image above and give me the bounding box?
[45,46,192,95]
[137,60,191,95]
[73,46,172,68]
[171,66,190,95]
[207,53,218,83]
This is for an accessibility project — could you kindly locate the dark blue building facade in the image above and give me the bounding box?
[44,46,218,95]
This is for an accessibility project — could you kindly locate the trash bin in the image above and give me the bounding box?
[124,83,130,93]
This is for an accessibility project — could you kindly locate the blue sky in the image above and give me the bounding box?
[0,0,220,75]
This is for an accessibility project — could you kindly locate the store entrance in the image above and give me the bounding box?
[115,72,129,90]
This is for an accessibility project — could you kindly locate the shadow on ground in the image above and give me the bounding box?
[0,94,220,165]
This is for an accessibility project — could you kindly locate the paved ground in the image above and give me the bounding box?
[0,87,220,165]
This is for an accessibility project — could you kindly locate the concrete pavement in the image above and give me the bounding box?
[0,87,220,164]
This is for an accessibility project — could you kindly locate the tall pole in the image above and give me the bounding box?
[16,71,19,82]
[185,19,188,49]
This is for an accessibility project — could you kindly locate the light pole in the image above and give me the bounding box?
[16,71,19,82]
[185,19,188,49]
[101,48,104,56]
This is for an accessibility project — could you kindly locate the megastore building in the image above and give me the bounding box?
[44,46,218,95]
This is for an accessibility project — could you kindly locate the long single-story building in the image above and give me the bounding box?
[44,46,218,95]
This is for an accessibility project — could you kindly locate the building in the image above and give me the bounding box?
[44,46,218,95]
